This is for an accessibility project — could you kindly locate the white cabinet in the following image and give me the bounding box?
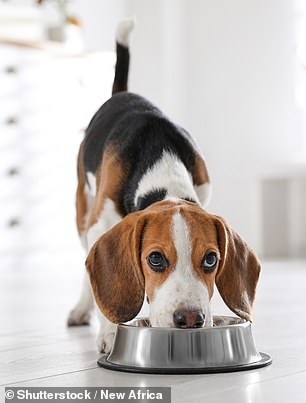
[0,41,115,261]
[261,169,306,259]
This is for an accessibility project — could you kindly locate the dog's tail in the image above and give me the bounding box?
[112,18,135,95]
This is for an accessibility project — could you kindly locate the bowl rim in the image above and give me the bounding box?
[98,352,272,374]
[120,315,249,332]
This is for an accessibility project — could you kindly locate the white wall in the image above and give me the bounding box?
[71,0,130,51]
[71,0,301,253]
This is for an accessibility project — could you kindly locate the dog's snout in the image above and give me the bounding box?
[173,309,205,328]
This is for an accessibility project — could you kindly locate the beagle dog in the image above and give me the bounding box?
[68,19,261,354]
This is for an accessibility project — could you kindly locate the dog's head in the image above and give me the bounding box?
[86,200,261,328]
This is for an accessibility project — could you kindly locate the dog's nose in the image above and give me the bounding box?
[173,309,205,328]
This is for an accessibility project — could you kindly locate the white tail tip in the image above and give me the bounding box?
[116,17,136,47]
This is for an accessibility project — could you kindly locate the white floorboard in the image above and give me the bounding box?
[1,255,306,403]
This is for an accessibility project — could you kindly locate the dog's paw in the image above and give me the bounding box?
[96,328,116,354]
[67,308,91,326]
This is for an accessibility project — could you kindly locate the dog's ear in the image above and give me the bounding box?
[86,211,145,324]
[214,216,261,322]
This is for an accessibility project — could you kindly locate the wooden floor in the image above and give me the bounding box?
[1,253,306,403]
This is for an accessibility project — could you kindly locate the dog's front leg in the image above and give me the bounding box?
[67,272,94,326]
[86,198,122,352]
[95,305,117,353]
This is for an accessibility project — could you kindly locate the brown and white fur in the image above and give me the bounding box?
[67,19,261,354]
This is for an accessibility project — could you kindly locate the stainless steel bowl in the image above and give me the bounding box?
[98,316,272,374]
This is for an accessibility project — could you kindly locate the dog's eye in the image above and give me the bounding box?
[147,252,168,272]
[202,252,218,272]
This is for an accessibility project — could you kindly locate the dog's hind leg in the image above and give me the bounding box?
[67,147,95,326]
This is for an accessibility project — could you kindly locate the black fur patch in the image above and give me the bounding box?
[136,188,167,211]
[82,93,200,215]
[112,43,130,94]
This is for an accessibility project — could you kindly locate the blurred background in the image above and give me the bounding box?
[1,0,306,302]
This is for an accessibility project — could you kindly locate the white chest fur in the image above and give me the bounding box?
[134,151,199,206]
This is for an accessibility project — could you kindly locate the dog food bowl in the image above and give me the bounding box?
[98,315,272,374]
[98,316,272,374]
